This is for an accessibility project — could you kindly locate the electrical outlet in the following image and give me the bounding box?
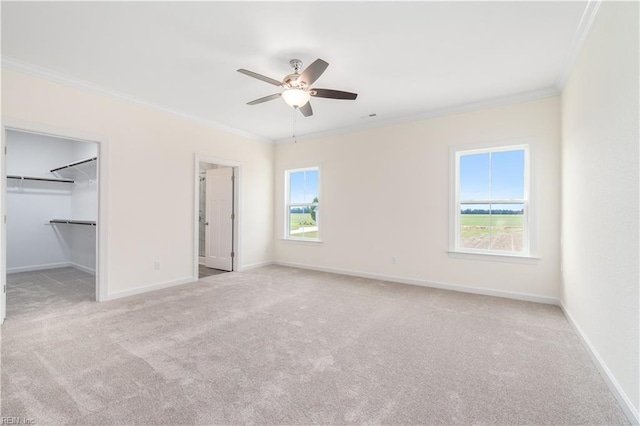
[391,256,397,265]
[154,261,160,270]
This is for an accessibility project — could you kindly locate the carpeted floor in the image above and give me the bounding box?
[1,265,629,425]
[198,264,228,279]
[4,267,95,318]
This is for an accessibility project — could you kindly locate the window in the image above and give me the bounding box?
[285,167,320,240]
[453,143,531,256]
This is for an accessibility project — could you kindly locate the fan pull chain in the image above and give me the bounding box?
[292,108,298,143]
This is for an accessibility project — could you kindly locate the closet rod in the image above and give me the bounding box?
[7,175,74,183]
[50,219,96,226]
[50,156,98,173]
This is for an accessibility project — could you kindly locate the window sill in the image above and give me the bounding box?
[280,238,324,245]
[447,250,540,264]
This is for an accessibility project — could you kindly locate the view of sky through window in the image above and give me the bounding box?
[289,170,319,204]
[460,150,524,208]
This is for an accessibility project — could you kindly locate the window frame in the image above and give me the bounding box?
[450,140,536,259]
[284,166,321,242]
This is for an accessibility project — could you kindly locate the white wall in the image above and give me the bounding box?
[69,224,96,273]
[2,69,274,296]
[561,0,639,419]
[275,97,561,300]
[72,140,98,161]
[6,131,75,271]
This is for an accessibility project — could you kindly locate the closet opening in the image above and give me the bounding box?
[195,156,240,279]
[2,129,100,321]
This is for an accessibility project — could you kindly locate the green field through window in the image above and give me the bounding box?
[460,214,523,252]
[289,212,318,239]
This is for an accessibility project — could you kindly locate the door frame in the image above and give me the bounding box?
[0,119,110,324]
[193,154,241,280]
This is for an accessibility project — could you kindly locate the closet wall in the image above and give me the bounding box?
[6,131,97,274]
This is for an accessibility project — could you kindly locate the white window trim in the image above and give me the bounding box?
[284,166,322,242]
[449,139,538,260]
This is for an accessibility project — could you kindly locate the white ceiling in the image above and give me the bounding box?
[2,1,590,142]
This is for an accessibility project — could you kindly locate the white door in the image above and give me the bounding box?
[205,168,234,271]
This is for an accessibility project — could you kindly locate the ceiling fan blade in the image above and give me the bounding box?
[299,102,313,117]
[311,89,358,100]
[299,59,329,86]
[237,69,282,87]
[247,93,281,105]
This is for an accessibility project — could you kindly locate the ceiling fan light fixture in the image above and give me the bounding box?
[282,88,310,108]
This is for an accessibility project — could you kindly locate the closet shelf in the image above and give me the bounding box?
[50,219,96,226]
[50,157,97,173]
[50,157,97,180]
[8,175,75,184]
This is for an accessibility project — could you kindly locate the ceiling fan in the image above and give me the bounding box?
[237,58,358,117]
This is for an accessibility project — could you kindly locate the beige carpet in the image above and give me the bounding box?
[4,267,95,319]
[1,265,629,425]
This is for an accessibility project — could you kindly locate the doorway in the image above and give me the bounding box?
[195,156,240,280]
[1,123,108,324]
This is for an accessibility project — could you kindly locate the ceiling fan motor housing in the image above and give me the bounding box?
[284,73,306,88]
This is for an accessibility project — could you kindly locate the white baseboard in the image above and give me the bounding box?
[7,262,72,274]
[239,261,274,271]
[198,257,205,265]
[275,261,559,305]
[6,262,97,276]
[106,276,194,301]
[70,262,96,275]
[560,302,639,425]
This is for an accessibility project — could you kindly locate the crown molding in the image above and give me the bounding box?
[1,56,273,145]
[554,0,602,91]
[274,86,560,144]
